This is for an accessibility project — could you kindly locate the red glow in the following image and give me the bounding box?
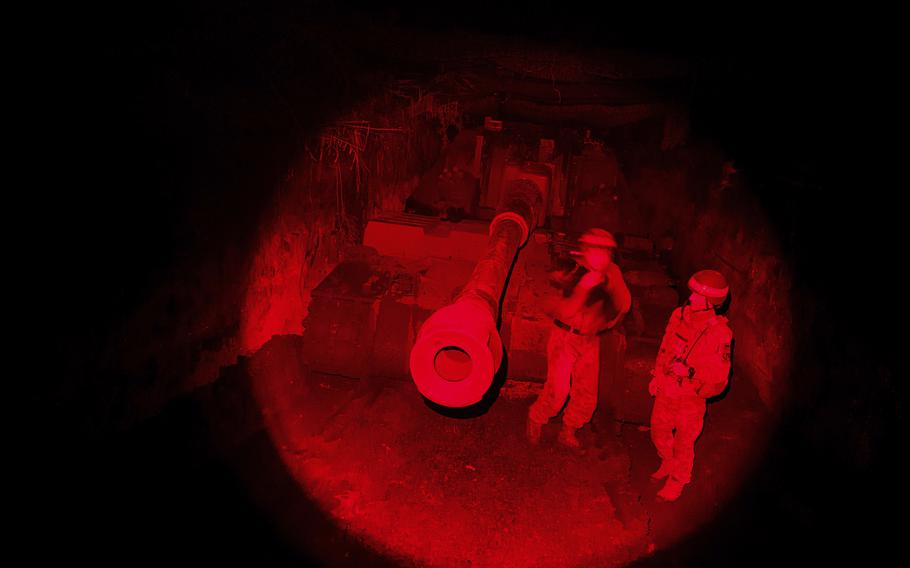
[242,219,779,566]
[238,102,789,565]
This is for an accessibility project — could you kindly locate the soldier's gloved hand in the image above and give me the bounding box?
[669,361,692,378]
[648,376,659,397]
[578,270,605,289]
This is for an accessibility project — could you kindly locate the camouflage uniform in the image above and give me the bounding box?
[529,262,631,429]
[650,306,733,484]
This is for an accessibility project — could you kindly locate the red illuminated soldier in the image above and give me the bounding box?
[649,269,733,501]
[527,229,631,449]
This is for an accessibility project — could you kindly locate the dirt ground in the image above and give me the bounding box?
[242,335,770,567]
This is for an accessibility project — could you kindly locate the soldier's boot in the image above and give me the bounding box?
[557,425,582,450]
[526,417,543,445]
[650,461,672,481]
[656,478,686,502]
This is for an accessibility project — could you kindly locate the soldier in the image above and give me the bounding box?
[649,269,733,501]
[527,228,631,449]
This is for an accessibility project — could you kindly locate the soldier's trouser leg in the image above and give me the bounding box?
[670,396,706,484]
[563,336,600,429]
[650,395,677,465]
[529,329,577,424]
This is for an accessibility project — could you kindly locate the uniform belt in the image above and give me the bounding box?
[553,319,610,336]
